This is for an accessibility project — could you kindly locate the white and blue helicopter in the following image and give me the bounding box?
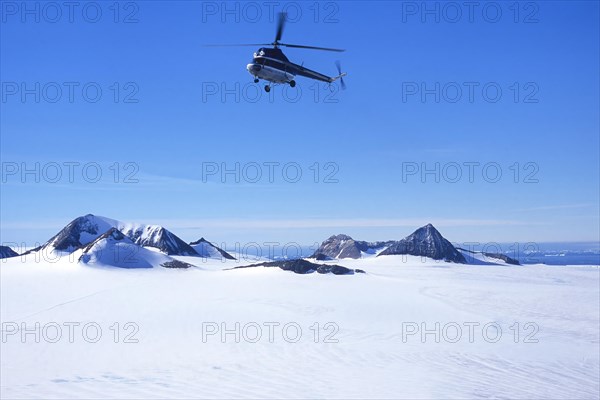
[208,12,346,92]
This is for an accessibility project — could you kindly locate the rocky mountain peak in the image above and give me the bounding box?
[378,224,466,263]
[329,234,354,241]
[312,234,393,259]
[43,214,115,252]
[189,238,207,245]
[189,238,236,260]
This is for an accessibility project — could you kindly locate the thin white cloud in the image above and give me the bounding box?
[148,217,534,230]
[0,216,538,233]
[514,203,597,212]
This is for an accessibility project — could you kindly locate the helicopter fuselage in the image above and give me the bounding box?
[246,47,296,84]
[247,59,295,84]
[246,47,338,86]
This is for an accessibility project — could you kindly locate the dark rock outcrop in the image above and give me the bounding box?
[161,260,195,269]
[233,259,364,275]
[484,253,520,265]
[315,264,363,275]
[314,253,331,261]
[0,246,19,259]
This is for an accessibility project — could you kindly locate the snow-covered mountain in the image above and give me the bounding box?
[378,224,466,263]
[23,216,520,266]
[311,234,393,259]
[189,238,236,260]
[78,228,194,269]
[0,246,19,259]
[33,214,117,253]
[313,224,467,263]
[30,214,199,257]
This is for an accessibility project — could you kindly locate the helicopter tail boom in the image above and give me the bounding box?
[329,72,347,83]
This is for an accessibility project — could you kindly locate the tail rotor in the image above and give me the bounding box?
[335,60,347,90]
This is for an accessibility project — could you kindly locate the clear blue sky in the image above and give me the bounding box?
[1,1,599,247]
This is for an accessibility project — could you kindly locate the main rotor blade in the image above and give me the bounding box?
[203,43,271,47]
[275,12,286,43]
[280,43,345,52]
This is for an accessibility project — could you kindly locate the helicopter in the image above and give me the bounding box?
[207,12,346,93]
